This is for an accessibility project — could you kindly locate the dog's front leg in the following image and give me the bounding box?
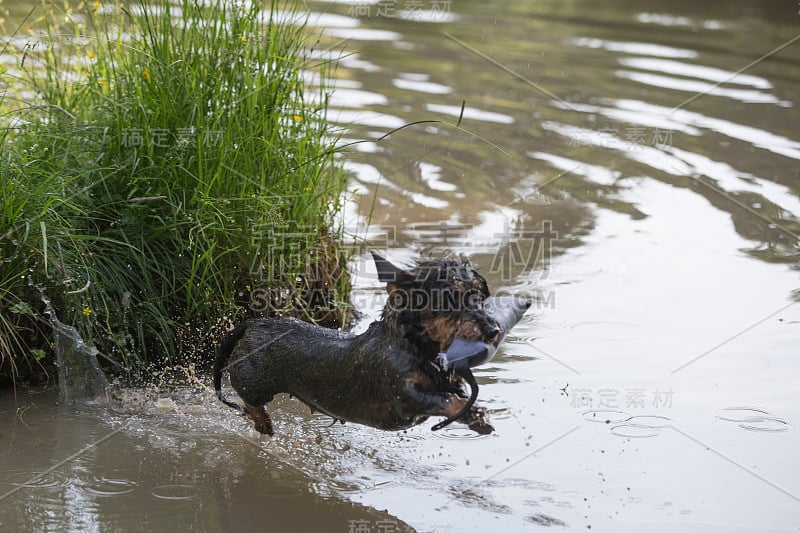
[404,385,493,434]
[448,376,493,434]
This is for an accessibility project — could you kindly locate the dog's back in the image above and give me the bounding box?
[218,317,433,429]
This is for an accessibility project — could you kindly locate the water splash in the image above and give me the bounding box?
[41,294,108,403]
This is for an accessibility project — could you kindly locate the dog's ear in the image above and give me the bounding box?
[371,251,415,294]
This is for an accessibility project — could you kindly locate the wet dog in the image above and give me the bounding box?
[213,253,528,435]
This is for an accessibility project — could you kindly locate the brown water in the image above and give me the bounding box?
[2,1,800,531]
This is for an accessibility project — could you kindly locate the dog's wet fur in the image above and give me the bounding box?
[213,253,501,435]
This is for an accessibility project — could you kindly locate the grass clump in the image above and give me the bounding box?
[0,0,351,385]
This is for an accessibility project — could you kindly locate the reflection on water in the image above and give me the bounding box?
[2,0,800,531]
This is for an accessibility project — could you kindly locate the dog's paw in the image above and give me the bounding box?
[462,406,494,435]
[468,418,494,435]
[254,420,274,436]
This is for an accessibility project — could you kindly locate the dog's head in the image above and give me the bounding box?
[372,252,500,356]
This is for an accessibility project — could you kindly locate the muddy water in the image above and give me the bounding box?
[0,390,397,531]
[2,1,800,532]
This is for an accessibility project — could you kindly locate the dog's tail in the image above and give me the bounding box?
[213,322,250,412]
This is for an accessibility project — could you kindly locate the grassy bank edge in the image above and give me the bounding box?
[0,0,353,387]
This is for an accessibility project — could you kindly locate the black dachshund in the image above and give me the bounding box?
[213,252,529,435]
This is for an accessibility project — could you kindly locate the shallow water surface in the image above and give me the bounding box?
[0,390,402,531]
[2,0,800,531]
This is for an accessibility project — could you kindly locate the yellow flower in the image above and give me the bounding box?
[143,68,150,80]
[87,52,95,59]
[292,114,302,122]
[82,306,92,316]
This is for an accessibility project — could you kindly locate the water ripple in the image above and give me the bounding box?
[618,57,771,89]
[151,484,197,501]
[2,471,69,489]
[81,476,138,497]
[610,424,661,438]
[426,103,515,125]
[715,407,789,433]
[616,70,790,106]
[430,425,493,440]
[582,410,631,424]
[392,77,453,95]
[570,37,698,58]
[583,411,675,439]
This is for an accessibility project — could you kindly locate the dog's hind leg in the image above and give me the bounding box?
[244,402,274,436]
